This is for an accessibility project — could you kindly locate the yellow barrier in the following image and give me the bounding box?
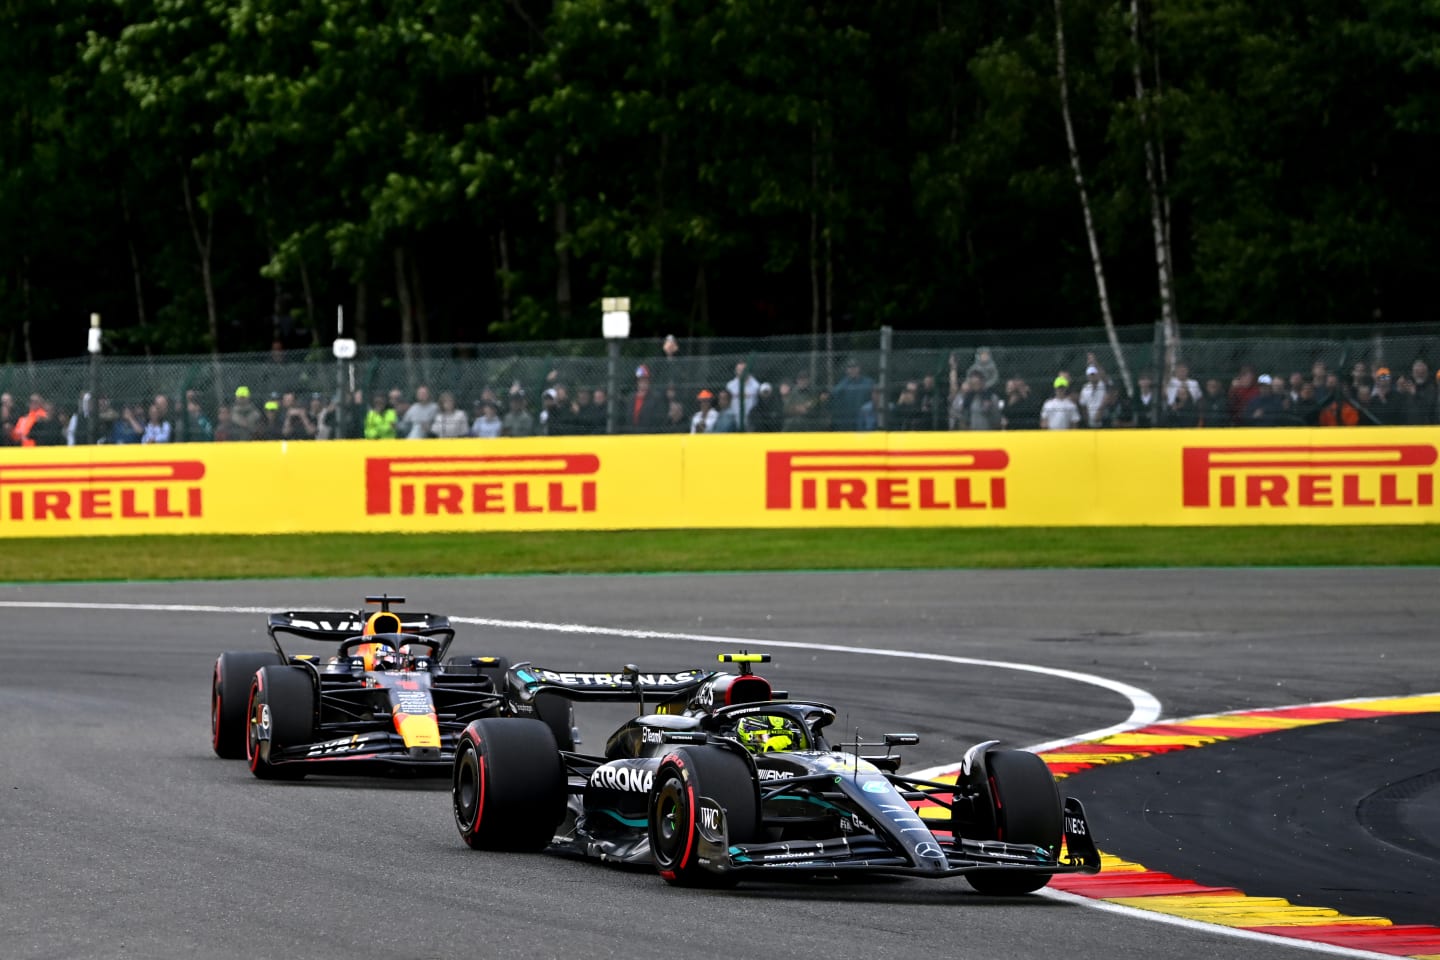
[0,427,1435,537]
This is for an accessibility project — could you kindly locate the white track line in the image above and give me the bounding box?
[11,598,1382,957]
[0,600,1160,748]
[0,601,276,614]
[1040,889,1406,960]
[452,615,1162,756]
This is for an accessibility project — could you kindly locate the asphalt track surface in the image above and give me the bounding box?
[1,568,1436,960]
[1078,712,1440,925]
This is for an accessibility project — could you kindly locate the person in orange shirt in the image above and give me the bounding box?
[1316,381,1364,426]
[12,393,49,446]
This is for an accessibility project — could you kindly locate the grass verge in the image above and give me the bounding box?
[0,526,1434,583]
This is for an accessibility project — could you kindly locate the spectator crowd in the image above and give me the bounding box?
[4,339,1437,446]
[1021,354,1438,431]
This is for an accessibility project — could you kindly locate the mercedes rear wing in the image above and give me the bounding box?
[510,664,715,705]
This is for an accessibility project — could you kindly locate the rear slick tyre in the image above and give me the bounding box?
[453,718,565,851]
[212,652,282,759]
[966,749,1063,896]
[648,747,758,888]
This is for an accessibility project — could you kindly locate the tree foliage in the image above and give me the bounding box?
[1,0,1436,358]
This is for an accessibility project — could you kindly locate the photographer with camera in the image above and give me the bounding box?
[280,391,317,440]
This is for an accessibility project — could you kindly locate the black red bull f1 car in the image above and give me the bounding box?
[451,654,1100,892]
[210,595,566,779]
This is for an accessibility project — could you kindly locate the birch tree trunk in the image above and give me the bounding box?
[1130,0,1178,387]
[1151,43,1178,326]
[1054,0,1132,397]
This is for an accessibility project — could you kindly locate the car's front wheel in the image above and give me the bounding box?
[649,746,758,887]
[965,749,1063,895]
[246,666,315,780]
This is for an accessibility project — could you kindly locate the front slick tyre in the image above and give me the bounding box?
[966,749,1063,896]
[246,666,315,781]
[453,718,565,851]
[648,747,758,888]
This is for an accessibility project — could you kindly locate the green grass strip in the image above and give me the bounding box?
[1,527,1434,583]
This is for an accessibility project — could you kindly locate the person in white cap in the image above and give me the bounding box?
[1079,365,1107,427]
[537,387,559,435]
[1243,374,1290,425]
[628,365,667,432]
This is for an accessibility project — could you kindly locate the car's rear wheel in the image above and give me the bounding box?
[965,749,1063,896]
[212,651,283,759]
[246,666,315,780]
[649,746,758,887]
[453,718,565,851]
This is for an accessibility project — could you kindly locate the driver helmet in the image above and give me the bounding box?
[736,714,807,754]
[356,611,403,671]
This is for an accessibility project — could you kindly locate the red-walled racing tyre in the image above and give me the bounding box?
[212,651,283,759]
[453,718,566,851]
[246,665,316,780]
[648,746,759,888]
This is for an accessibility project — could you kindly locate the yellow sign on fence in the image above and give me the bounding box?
[0,428,1435,537]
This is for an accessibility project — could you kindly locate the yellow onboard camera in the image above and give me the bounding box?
[719,653,770,675]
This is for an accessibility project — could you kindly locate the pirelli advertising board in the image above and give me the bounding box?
[0,428,1435,537]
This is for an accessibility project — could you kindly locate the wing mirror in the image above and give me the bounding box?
[883,733,920,747]
[622,663,645,714]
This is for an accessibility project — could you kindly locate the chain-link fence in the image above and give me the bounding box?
[2,322,1438,444]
